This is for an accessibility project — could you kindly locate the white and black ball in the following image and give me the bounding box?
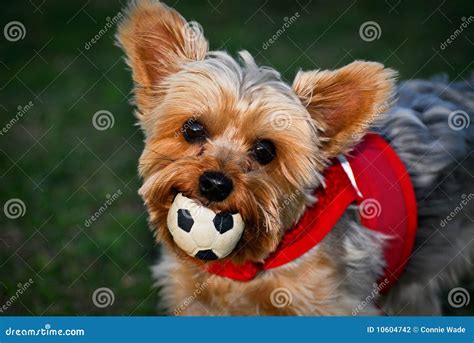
[167,193,245,260]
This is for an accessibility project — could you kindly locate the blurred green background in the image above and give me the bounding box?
[0,0,473,315]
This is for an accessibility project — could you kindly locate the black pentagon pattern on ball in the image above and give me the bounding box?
[213,212,234,234]
[177,209,194,232]
[195,249,219,261]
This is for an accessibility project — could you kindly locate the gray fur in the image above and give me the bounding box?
[321,208,388,305]
[193,50,303,104]
[348,76,474,315]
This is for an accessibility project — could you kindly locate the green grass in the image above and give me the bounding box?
[0,0,473,315]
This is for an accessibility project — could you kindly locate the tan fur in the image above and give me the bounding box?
[116,0,208,119]
[154,246,380,316]
[117,0,396,315]
[293,62,396,157]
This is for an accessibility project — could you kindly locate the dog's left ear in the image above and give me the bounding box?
[293,61,396,158]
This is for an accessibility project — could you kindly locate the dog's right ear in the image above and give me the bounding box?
[116,0,208,117]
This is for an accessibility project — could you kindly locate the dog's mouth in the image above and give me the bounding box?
[166,193,245,261]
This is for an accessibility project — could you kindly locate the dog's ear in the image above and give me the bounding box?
[293,61,396,158]
[117,0,208,116]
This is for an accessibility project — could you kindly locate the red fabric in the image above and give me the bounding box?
[206,133,418,291]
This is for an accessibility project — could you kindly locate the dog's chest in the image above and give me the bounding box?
[160,245,379,316]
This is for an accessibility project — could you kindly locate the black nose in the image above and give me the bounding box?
[199,171,233,202]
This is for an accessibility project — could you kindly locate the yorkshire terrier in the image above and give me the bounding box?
[117,0,474,315]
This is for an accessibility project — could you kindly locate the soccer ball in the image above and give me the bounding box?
[167,193,245,260]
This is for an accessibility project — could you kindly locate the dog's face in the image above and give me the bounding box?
[117,0,395,264]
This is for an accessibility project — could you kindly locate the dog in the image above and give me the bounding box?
[117,0,474,315]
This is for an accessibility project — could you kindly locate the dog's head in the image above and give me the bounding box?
[117,0,396,264]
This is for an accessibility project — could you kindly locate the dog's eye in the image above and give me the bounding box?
[251,140,276,165]
[183,121,207,143]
